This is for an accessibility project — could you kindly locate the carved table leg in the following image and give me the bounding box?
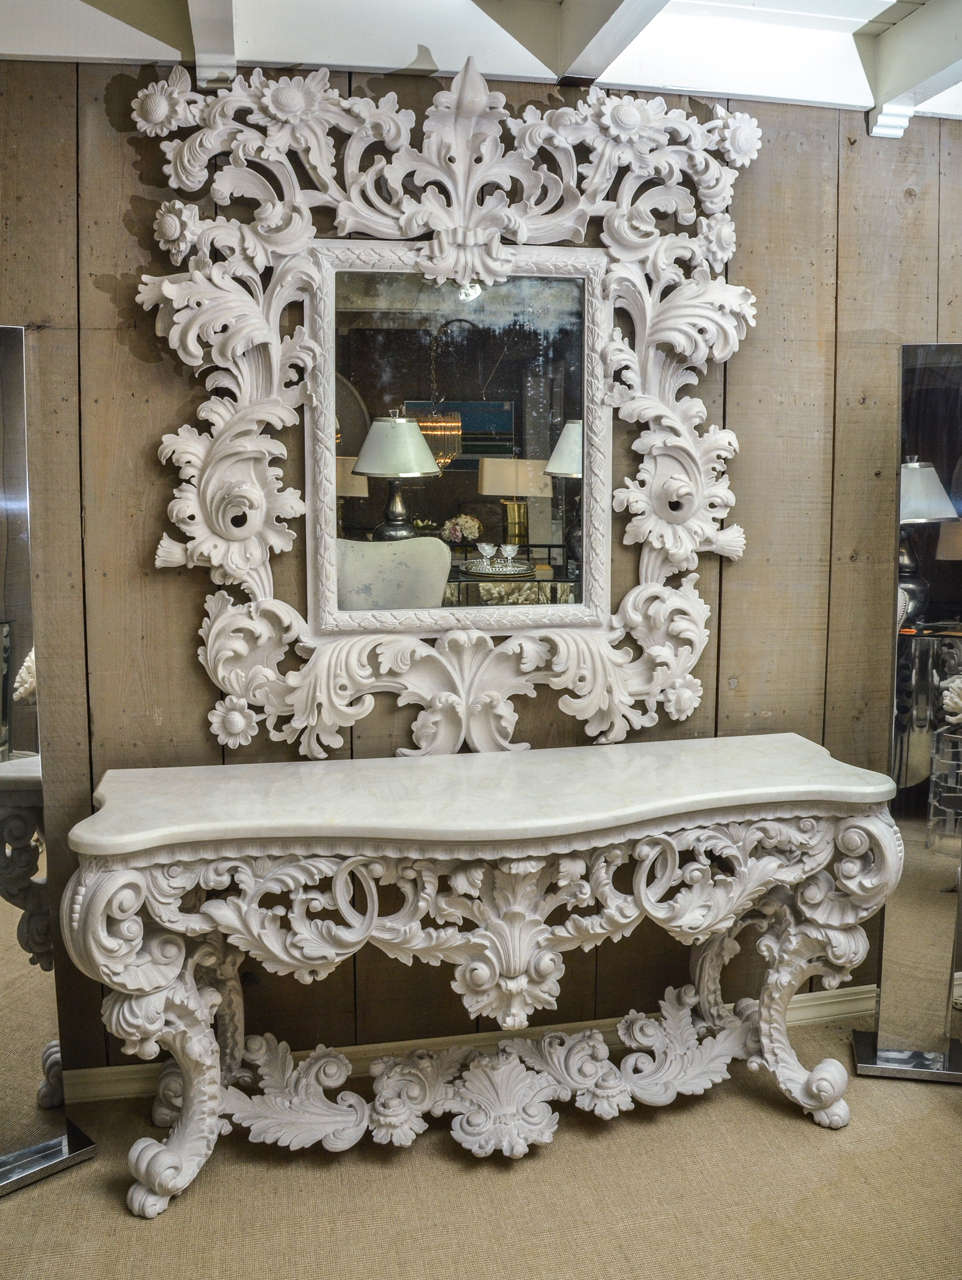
[742,815,902,1128]
[62,867,230,1217]
[104,939,224,1217]
[691,923,760,1037]
[750,896,856,1127]
[153,946,248,1129]
[210,948,248,1087]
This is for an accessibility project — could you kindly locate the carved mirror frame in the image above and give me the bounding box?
[307,240,613,636]
[133,61,761,758]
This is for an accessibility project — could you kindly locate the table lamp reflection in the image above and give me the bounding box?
[899,456,958,625]
[544,419,583,479]
[478,457,551,546]
[353,413,440,541]
[545,419,583,572]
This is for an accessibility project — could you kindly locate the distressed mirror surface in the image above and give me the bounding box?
[333,269,586,611]
[135,61,761,757]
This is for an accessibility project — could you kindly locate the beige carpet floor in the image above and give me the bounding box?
[2,828,962,1280]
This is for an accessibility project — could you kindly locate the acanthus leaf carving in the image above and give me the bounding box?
[135,62,761,757]
[221,987,752,1159]
[222,1034,369,1151]
[617,984,748,1105]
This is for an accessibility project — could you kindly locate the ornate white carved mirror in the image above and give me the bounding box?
[134,61,761,758]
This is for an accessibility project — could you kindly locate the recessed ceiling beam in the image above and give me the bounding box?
[188,0,236,86]
[867,0,962,138]
[469,0,671,80]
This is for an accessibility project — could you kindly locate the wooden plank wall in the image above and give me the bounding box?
[2,62,951,1068]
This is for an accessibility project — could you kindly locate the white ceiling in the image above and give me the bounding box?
[0,0,958,136]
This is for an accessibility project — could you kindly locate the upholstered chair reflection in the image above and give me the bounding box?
[336,537,452,610]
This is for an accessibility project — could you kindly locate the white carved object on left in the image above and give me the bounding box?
[62,735,902,1217]
[13,648,36,705]
[133,62,762,756]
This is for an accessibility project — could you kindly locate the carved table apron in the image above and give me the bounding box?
[62,733,902,1217]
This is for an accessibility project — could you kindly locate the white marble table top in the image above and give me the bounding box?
[68,734,894,857]
[0,751,41,795]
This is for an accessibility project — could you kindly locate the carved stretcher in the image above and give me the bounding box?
[62,733,902,1217]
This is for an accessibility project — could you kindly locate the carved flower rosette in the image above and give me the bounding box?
[134,61,761,758]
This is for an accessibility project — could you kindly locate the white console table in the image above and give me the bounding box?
[62,733,902,1218]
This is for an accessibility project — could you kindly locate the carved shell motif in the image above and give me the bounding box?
[133,61,761,757]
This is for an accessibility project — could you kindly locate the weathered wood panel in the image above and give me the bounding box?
[939,120,962,342]
[719,101,838,742]
[824,113,940,774]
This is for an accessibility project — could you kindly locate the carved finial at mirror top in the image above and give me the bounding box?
[132,60,761,759]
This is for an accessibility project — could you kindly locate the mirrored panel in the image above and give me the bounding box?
[857,344,962,1073]
[334,272,584,610]
[0,327,95,1192]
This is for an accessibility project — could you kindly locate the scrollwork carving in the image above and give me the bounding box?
[66,808,901,1036]
[62,801,901,1215]
[134,61,761,755]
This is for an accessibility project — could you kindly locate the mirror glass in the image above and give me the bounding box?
[0,327,94,1193]
[333,272,585,610]
[875,343,962,1068]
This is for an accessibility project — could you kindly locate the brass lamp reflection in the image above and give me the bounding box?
[478,457,551,546]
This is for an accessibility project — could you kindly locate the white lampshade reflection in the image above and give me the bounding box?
[353,416,440,479]
[544,419,583,478]
[335,456,369,498]
[900,459,957,523]
[478,457,552,498]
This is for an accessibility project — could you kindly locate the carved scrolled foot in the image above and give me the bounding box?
[784,1058,849,1130]
[127,1136,185,1218]
[37,1038,63,1108]
[752,896,866,1127]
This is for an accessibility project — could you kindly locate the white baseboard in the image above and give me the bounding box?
[62,983,879,1105]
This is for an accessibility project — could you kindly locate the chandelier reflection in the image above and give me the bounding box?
[413,408,462,472]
